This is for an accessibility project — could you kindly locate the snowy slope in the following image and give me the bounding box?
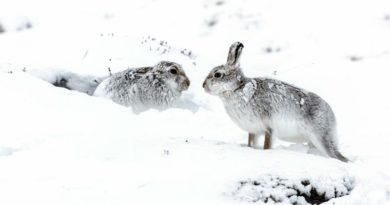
[1,0,390,204]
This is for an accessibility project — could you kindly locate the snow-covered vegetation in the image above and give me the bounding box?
[1,0,390,204]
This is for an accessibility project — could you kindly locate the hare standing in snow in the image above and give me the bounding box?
[52,61,190,112]
[202,42,348,162]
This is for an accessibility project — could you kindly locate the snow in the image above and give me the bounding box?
[242,80,257,102]
[1,0,390,204]
[299,98,305,106]
[228,172,354,204]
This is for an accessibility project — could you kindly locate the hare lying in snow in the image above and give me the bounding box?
[52,61,190,112]
[203,42,348,162]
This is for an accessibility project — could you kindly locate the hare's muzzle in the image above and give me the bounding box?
[202,79,211,93]
[203,77,211,89]
[180,78,190,91]
[185,79,190,87]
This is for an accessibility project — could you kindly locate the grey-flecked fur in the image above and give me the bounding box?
[94,61,190,112]
[203,42,348,162]
[51,61,190,112]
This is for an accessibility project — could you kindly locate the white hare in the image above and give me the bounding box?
[52,61,190,112]
[203,42,348,162]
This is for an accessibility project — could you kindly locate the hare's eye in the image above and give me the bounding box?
[170,68,178,75]
[214,72,222,78]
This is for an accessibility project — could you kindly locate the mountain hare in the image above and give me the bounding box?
[203,42,348,162]
[51,61,190,112]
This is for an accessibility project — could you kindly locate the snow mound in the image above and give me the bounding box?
[0,146,19,156]
[229,174,354,204]
[0,16,32,33]
[29,69,105,95]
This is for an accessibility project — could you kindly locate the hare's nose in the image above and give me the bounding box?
[202,81,206,88]
[185,79,190,87]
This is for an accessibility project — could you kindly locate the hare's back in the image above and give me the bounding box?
[93,67,150,99]
[261,78,336,133]
[252,77,335,124]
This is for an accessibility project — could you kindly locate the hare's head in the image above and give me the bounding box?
[203,42,245,96]
[155,61,190,92]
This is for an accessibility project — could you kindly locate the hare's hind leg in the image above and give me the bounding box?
[321,135,349,162]
[263,129,273,149]
[334,151,349,162]
[308,132,349,162]
[248,133,255,147]
[307,133,330,156]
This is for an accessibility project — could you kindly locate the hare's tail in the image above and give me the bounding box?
[30,69,106,95]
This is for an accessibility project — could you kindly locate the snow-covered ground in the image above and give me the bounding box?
[1,0,390,204]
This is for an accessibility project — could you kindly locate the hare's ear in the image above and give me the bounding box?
[226,42,244,67]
